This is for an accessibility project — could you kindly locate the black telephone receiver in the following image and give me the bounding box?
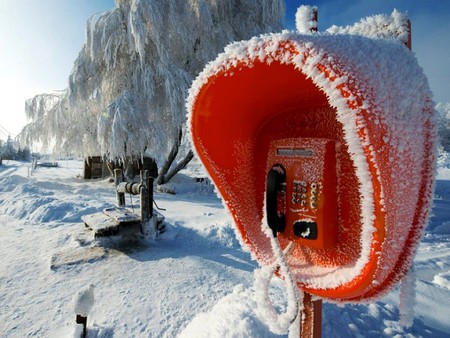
[266,164,286,237]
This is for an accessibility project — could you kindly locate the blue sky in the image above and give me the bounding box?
[0,0,115,140]
[286,1,450,106]
[0,0,449,140]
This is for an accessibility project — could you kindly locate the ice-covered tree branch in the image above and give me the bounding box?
[20,0,285,181]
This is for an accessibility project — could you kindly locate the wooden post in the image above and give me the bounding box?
[75,314,87,338]
[406,18,412,50]
[311,7,318,32]
[83,157,91,179]
[301,292,322,338]
[115,169,125,207]
[140,170,150,223]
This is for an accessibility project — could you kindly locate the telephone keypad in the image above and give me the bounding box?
[292,181,320,209]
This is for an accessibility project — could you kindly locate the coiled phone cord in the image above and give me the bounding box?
[255,236,303,336]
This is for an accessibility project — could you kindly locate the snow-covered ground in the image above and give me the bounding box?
[0,159,449,337]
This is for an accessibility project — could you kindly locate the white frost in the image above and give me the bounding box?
[325,9,410,45]
[295,5,318,34]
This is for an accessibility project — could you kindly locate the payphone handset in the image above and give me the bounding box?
[266,138,338,249]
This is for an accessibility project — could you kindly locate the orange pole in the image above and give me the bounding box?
[301,292,322,338]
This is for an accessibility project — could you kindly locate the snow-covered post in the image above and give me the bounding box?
[296,5,318,34]
[115,169,125,207]
[73,284,95,338]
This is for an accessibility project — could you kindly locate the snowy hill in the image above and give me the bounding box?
[0,160,449,337]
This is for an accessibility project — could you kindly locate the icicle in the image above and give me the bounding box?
[399,263,416,328]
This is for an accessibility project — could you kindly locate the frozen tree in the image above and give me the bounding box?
[1,135,18,160]
[326,9,410,45]
[436,102,450,152]
[21,0,285,183]
[22,91,69,153]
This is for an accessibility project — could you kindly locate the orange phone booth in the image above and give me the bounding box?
[187,29,437,301]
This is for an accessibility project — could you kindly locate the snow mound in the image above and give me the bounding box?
[0,174,30,192]
[1,179,104,223]
[180,276,296,338]
[433,272,450,290]
[179,285,268,338]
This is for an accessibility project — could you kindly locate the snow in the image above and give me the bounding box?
[73,284,95,317]
[0,159,449,337]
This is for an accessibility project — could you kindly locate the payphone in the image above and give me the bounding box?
[266,138,338,249]
[188,26,436,301]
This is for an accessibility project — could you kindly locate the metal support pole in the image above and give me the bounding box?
[301,292,322,338]
[149,176,154,219]
[114,169,125,207]
[140,170,150,223]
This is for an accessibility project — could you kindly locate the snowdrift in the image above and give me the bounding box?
[188,31,437,301]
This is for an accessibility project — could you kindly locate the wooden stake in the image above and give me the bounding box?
[301,292,322,338]
[75,314,87,338]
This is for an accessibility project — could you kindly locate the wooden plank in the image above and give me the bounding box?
[103,207,141,223]
[82,212,119,236]
[50,246,108,270]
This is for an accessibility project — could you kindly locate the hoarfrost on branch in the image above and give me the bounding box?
[21,0,285,172]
